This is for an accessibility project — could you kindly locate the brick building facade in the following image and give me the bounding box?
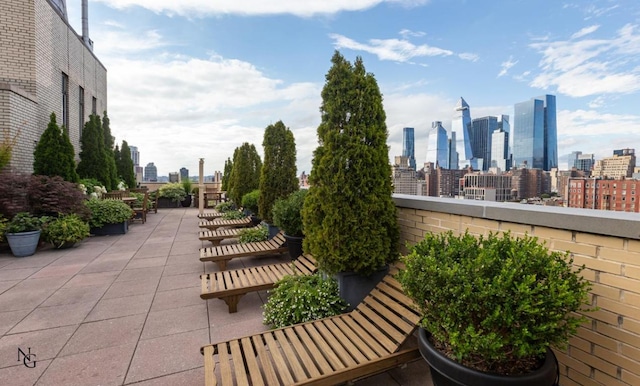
[0,0,107,173]
[568,177,640,213]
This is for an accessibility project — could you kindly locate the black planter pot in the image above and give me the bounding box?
[283,234,304,260]
[266,223,280,239]
[250,215,262,226]
[157,197,181,208]
[334,265,389,311]
[181,194,192,207]
[90,221,128,236]
[418,329,558,386]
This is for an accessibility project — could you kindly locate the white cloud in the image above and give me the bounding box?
[587,96,606,108]
[497,56,518,77]
[571,24,600,39]
[96,29,167,55]
[458,53,479,62]
[530,23,640,97]
[399,29,426,38]
[93,0,429,17]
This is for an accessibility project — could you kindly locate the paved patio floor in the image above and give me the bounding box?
[0,208,431,385]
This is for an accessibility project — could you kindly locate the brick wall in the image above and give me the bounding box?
[0,0,107,173]
[394,194,640,385]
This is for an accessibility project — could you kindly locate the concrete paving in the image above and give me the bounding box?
[0,208,431,385]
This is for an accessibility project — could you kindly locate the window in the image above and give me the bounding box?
[62,72,69,128]
[92,97,97,115]
[78,86,84,138]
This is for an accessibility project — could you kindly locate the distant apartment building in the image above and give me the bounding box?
[168,172,179,183]
[130,146,140,167]
[461,173,512,201]
[402,127,416,171]
[180,167,189,181]
[568,178,640,213]
[593,149,636,179]
[421,162,439,197]
[510,168,548,200]
[556,168,589,201]
[144,162,157,182]
[299,171,309,188]
[1,0,107,173]
[437,168,471,198]
[392,156,417,195]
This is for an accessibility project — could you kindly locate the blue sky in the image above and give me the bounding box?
[65,0,640,176]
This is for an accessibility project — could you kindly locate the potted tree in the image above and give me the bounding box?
[258,121,298,239]
[5,212,46,257]
[241,189,261,225]
[272,189,307,259]
[181,179,193,207]
[398,231,592,386]
[85,199,134,235]
[157,183,186,208]
[302,52,398,310]
[228,143,261,210]
[41,214,90,249]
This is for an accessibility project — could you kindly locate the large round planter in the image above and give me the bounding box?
[6,230,41,257]
[181,194,192,207]
[334,265,389,311]
[283,234,304,260]
[418,329,558,386]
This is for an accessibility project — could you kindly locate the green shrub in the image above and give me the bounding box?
[263,273,347,329]
[158,183,187,202]
[85,199,134,228]
[398,231,592,374]
[42,214,90,248]
[182,179,193,194]
[215,201,235,213]
[222,209,245,220]
[272,189,307,237]
[238,225,268,244]
[6,212,47,233]
[0,216,8,242]
[241,189,260,215]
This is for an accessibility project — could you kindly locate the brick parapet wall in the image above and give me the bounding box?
[394,194,640,385]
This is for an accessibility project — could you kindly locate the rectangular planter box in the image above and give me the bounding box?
[91,221,128,236]
[157,197,181,208]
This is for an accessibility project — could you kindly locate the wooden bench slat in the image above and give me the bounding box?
[293,325,333,374]
[284,327,321,378]
[303,322,345,371]
[252,335,280,385]
[314,319,359,367]
[273,329,308,382]
[342,315,389,357]
[203,345,216,386]
[264,332,295,385]
[241,336,265,386]
[228,340,249,385]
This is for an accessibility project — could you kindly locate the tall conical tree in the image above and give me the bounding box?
[228,143,261,205]
[221,157,232,191]
[114,144,122,178]
[258,120,298,223]
[77,114,110,189]
[33,113,78,182]
[119,140,136,189]
[102,112,118,190]
[302,51,398,276]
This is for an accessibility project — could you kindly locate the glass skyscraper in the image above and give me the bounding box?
[402,127,417,170]
[491,128,510,171]
[471,116,498,171]
[451,97,473,169]
[426,121,449,169]
[513,94,557,171]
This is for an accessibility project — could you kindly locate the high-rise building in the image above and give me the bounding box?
[592,149,636,179]
[392,156,417,195]
[471,116,498,171]
[461,173,512,201]
[169,172,179,183]
[180,167,189,181]
[426,121,450,169]
[491,128,510,172]
[130,146,140,167]
[402,127,416,171]
[513,95,557,171]
[451,97,473,169]
[144,162,157,182]
[575,153,595,174]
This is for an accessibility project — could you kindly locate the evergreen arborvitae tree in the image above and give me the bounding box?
[102,112,118,190]
[114,144,122,178]
[119,140,136,189]
[228,143,262,205]
[33,113,78,182]
[221,158,232,191]
[302,51,399,276]
[77,114,110,189]
[258,120,298,223]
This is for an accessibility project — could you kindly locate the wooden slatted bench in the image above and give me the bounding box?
[201,264,421,385]
[198,217,252,230]
[200,233,288,271]
[200,254,317,313]
[198,225,262,246]
[198,211,223,220]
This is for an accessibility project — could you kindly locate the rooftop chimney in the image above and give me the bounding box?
[81,0,93,50]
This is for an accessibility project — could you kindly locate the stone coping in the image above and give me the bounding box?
[393,194,640,240]
[0,82,37,102]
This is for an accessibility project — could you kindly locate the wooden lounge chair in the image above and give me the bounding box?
[200,232,288,271]
[102,191,124,200]
[198,211,224,220]
[201,264,421,386]
[198,216,253,231]
[131,192,148,224]
[200,254,317,313]
[199,225,262,246]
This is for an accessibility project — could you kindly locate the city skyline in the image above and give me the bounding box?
[62,0,640,176]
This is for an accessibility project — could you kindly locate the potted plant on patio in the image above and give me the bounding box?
[181,179,193,207]
[241,189,261,225]
[5,212,46,257]
[258,121,298,239]
[397,231,592,386]
[41,214,90,249]
[157,183,186,208]
[85,198,134,235]
[272,189,307,259]
[302,52,398,310]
